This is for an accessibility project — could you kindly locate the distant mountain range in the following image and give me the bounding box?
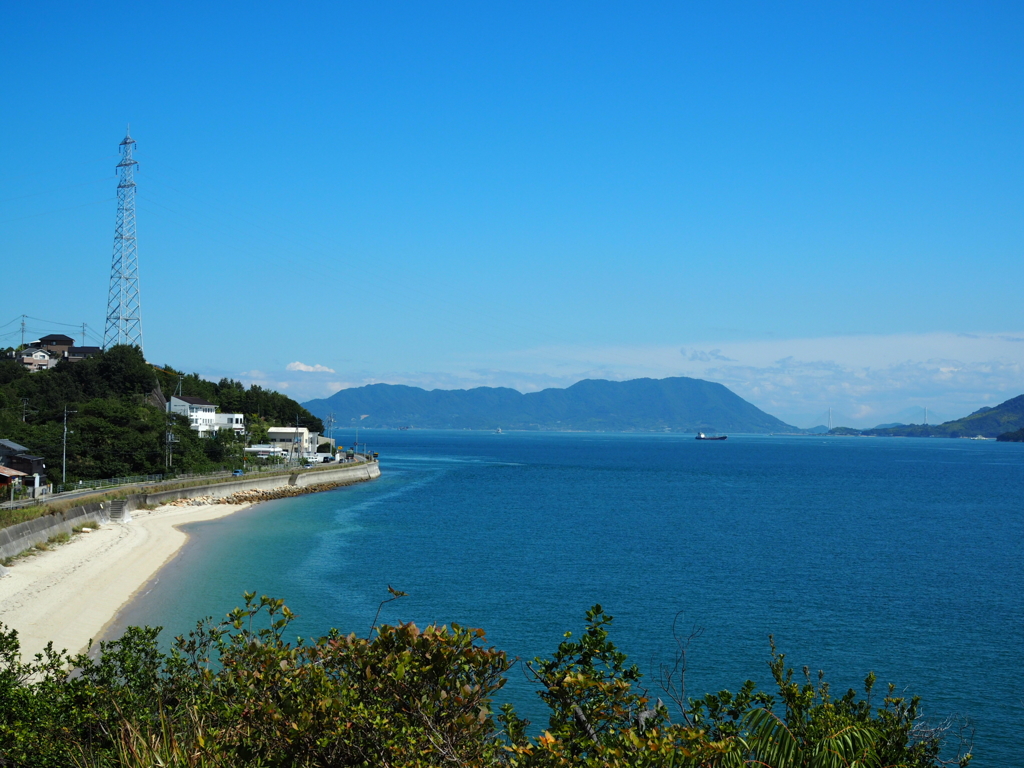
[303,377,798,433]
[851,395,1024,438]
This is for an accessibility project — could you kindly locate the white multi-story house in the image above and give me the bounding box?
[20,348,57,373]
[167,396,245,437]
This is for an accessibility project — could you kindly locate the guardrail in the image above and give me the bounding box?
[54,474,167,495]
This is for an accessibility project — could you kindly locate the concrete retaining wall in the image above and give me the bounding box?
[0,461,380,563]
[0,501,111,561]
[141,472,293,507]
[140,461,380,505]
[293,462,380,487]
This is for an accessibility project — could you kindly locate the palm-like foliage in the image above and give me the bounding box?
[740,706,880,768]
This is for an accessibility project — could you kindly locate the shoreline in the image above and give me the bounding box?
[0,463,381,662]
[0,500,253,661]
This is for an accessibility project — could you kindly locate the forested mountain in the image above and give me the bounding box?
[860,394,1024,438]
[303,376,797,433]
[0,346,320,482]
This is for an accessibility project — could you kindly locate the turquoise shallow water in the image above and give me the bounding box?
[110,431,1024,765]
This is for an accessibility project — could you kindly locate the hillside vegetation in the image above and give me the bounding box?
[0,346,321,482]
[0,593,968,767]
[304,377,797,433]
[857,395,1024,438]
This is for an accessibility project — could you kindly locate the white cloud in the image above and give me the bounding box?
[286,361,336,373]
[503,332,1024,428]
[221,331,1024,429]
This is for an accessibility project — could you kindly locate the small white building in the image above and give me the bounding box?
[266,426,320,457]
[168,396,245,438]
[244,443,288,458]
[214,412,246,435]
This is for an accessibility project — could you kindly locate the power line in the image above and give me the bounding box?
[139,165,589,351]
[1,155,118,184]
[138,184,574,354]
[0,197,115,226]
[24,315,85,328]
[0,175,115,205]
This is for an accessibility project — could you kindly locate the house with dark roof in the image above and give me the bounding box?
[32,334,75,356]
[0,441,49,495]
[8,454,45,476]
[0,439,29,463]
[65,346,102,363]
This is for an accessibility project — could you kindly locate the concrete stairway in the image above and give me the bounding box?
[107,499,131,523]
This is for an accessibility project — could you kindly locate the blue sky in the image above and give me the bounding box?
[2,2,1023,427]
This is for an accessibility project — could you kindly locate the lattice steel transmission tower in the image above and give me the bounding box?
[103,127,144,352]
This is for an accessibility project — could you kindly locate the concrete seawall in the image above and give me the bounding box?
[141,461,379,506]
[0,462,380,562]
[0,501,112,563]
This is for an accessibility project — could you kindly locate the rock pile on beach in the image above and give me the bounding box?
[166,496,218,507]
[164,481,353,508]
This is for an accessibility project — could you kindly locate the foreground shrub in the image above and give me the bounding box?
[0,596,969,767]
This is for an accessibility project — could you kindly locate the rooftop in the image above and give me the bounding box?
[171,395,217,407]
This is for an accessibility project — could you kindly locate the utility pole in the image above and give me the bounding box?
[103,127,144,352]
[20,315,26,348]
[62,406,77,484]
[325,412,336,455]
[81,322,87,346]
[21,398,28,423]
[166,410,175,470]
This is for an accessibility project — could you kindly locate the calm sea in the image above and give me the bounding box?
[109,431,1024,766]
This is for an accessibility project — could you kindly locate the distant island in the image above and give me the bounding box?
[303,376,798,433]
[827,394,1024,439]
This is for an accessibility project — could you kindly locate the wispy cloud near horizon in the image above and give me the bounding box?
[222,331,1024,430]
[286,362,336,373]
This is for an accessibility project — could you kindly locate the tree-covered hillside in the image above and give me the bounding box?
[151,366,323,441]
[861,394,1024,438]
[304,376,797,433]
[995,427,1024,442]
[0,346,321,482]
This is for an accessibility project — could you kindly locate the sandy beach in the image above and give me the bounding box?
[0,501,252,662]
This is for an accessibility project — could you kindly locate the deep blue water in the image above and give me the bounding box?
[111,431,1024,765]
